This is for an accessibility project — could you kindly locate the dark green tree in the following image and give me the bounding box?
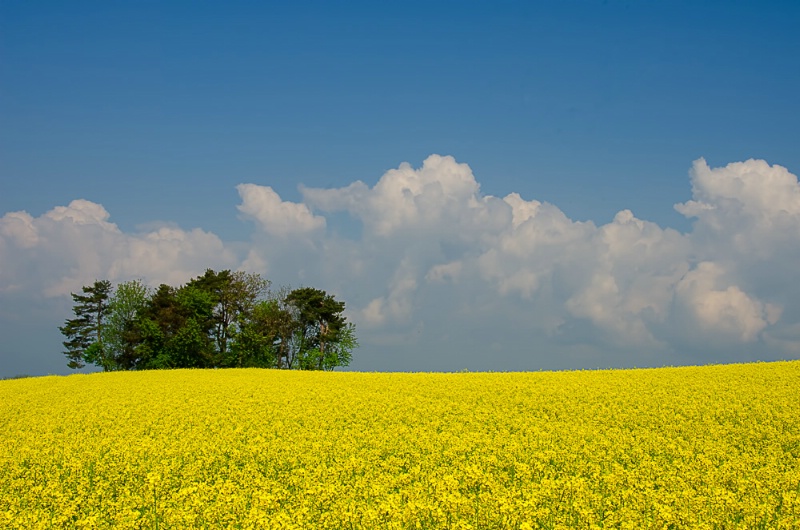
[269,292,302,369]
[228,302,278,368]
[136,284,215,369]
[60,274,358,371]
[132,284,175,369]
[188,269,270,365]
[230,286,300,368]
[59,280,113,369]
[285,287,353,370]
[306,323,358,371]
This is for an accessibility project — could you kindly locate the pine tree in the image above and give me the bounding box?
[59,280,112,369]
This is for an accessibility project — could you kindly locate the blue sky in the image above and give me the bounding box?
[2,1,800,377]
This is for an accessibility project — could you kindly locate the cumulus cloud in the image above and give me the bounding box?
[676,158,800,259]
[3,155,800,376]
[263,155,800,365]
[0,199,237,297]
[301,154,510,240]
[0,211,40,248]
[674,261,780,342]
[237,184,325,238]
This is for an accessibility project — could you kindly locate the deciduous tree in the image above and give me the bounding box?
[103,279,151,370]
[61,274,357,371]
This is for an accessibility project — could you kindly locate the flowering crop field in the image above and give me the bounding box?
[1,362,799,529]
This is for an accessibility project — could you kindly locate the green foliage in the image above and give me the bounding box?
[142,284,215,369]
[59,280,112,369]
[324,323,358,370]
[103,279,151,370]
[169,317,213,368]
[296,324,357,371]
[60,272,357,371]
[285,287,348,370]
[187,269,270,362]
[228,322,276,368]
[133,317,168,369]
[238,289,300,369]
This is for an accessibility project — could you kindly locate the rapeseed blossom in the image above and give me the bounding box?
[1,362,799,528]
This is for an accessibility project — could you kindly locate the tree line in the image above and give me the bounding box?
[60,270,357,371]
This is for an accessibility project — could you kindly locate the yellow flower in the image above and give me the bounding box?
[1,362,799,528]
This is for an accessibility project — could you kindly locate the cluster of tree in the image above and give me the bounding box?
[60,270,357,371]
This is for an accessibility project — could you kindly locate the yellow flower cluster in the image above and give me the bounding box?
[1,361,799,529]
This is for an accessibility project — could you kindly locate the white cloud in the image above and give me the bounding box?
[237,183,325,237]
[674,261,779,342]
[0,201,237,298]
[676,158,800,258]
[3,155,800,376]
[46,199,115,226]
[425,261,462,283]
[267,155,799,364]
[0,211,40,248]
[563,210,690,344]
[361,257,418,327]
[301,154,508,239]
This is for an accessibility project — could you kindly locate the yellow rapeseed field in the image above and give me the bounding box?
[1,362,799,529]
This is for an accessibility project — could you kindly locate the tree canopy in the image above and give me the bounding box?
[60,271,357,372]
[59,280,112,370]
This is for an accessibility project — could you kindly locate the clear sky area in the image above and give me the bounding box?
[2,0,800,377]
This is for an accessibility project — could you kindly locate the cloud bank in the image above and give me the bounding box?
[2,155,800,374]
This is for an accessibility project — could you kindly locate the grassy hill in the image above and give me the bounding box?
[2,362,799,528]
